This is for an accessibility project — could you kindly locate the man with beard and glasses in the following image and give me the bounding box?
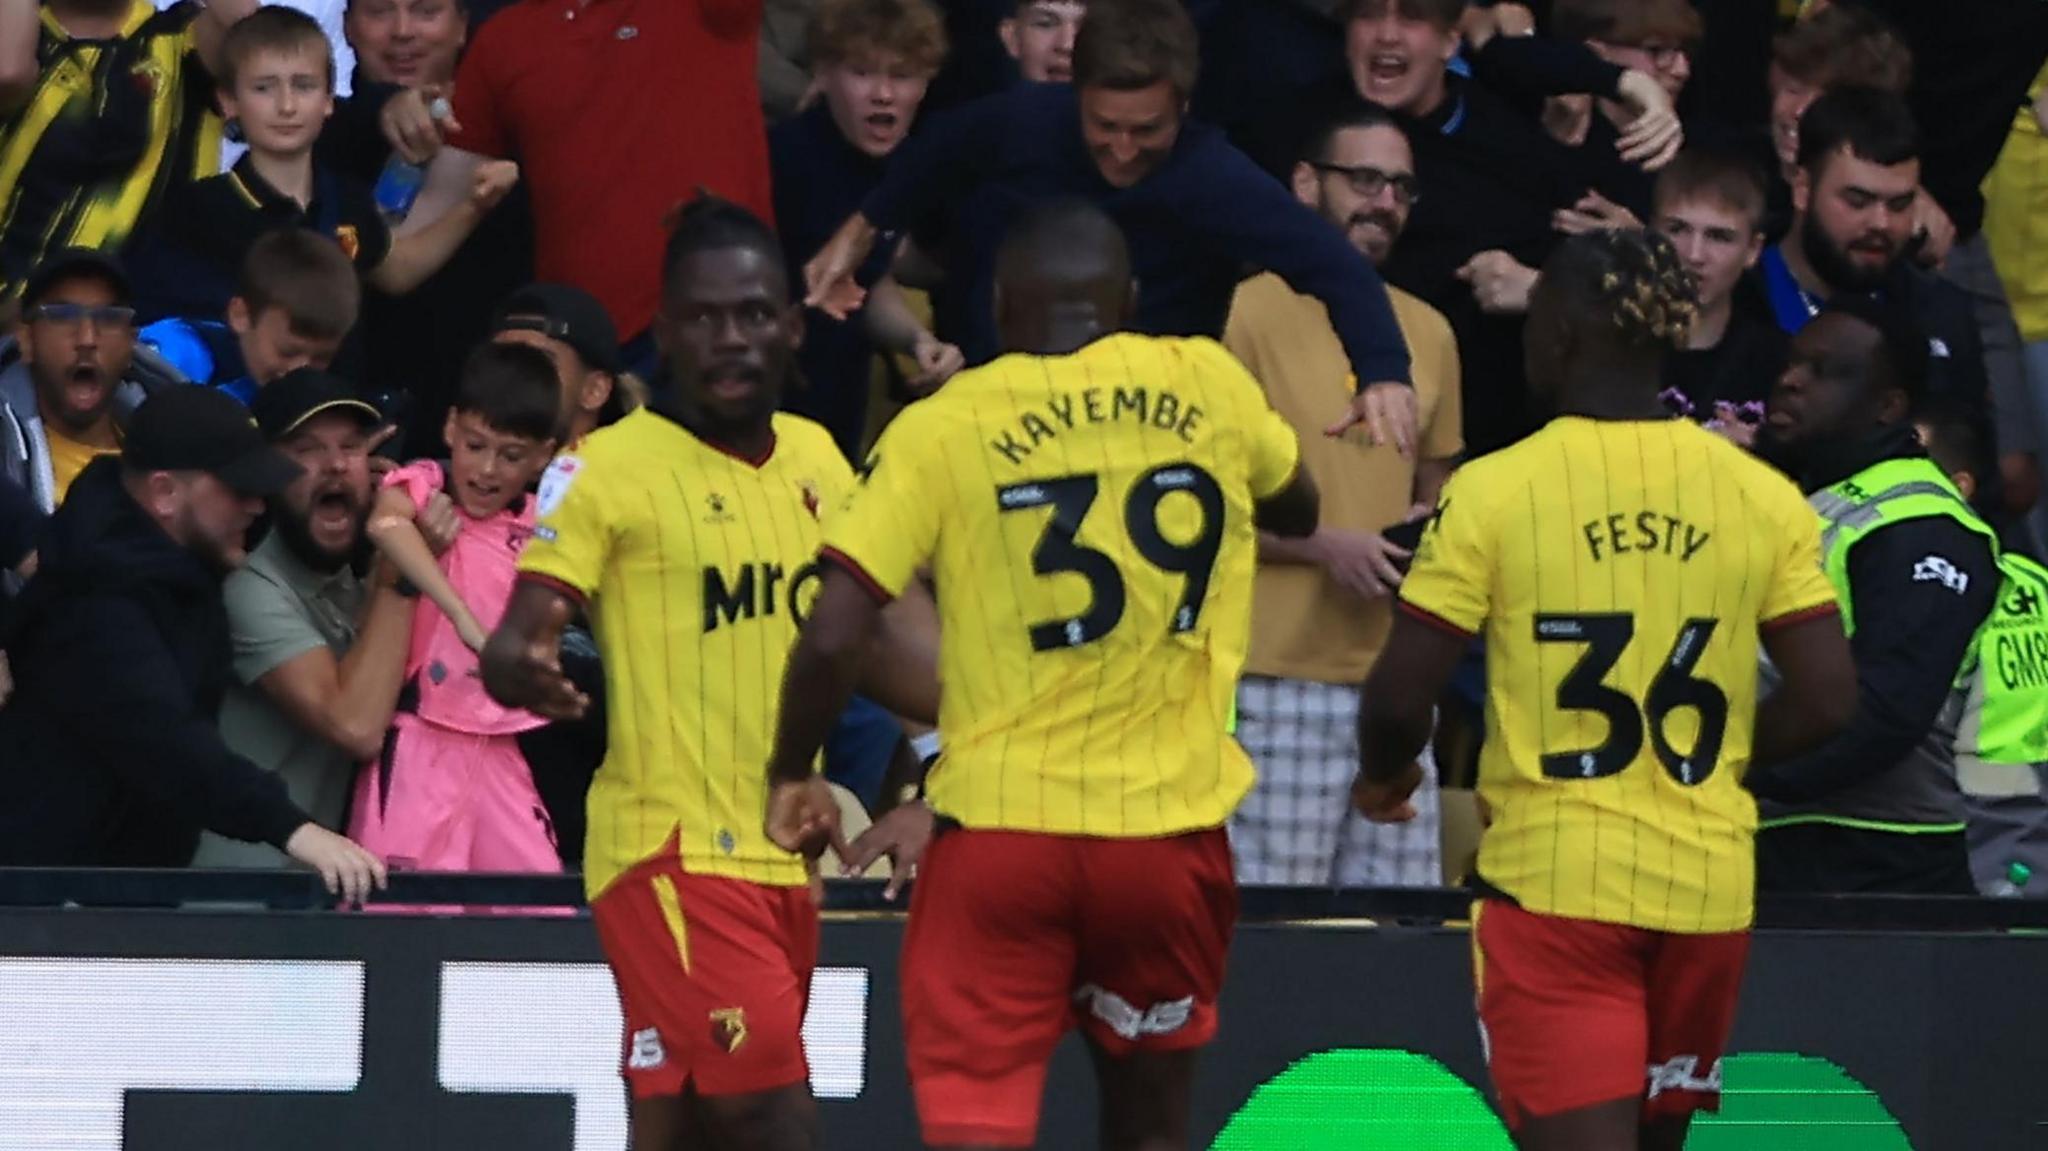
[194,368,456,868]
[0,387,386,901]
[1756,87,2004,512]
[1222,103,1462,889]
[0,250,183,515]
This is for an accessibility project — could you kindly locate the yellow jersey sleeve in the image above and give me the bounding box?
[1398,469,1495,635]
[520,451,613,598]
[1761,482,1841,628]
[824,410,949,598]
[1185,337,1300,499]
[812,431,857,508]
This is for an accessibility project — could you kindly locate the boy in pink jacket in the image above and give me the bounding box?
[353,344,563,873]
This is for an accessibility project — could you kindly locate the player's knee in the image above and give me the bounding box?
[628,1092,697,1151]
[696,1084,819,1151]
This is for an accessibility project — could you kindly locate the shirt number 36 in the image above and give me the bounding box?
[1534,613,1729,786]
[996,463,1225,652]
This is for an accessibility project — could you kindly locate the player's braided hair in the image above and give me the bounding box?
[660,190,789,300]
[1579,228,1699,351]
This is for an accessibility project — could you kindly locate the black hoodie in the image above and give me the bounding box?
[0,458,311,866]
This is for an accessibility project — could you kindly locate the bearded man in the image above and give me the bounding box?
[1757,86,2007,511]
[196,369,453,867]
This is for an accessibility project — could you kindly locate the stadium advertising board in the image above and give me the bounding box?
[0,911,2040,1148]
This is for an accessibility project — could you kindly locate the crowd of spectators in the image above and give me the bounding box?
[0,0,2044,900]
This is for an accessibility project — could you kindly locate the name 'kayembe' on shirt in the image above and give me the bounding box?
[990,386,1206,465]
[820,334,1303,840]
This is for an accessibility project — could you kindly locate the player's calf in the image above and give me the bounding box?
[1088,1043,1198,1151]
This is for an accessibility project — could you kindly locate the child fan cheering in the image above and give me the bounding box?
[351,343,564,875]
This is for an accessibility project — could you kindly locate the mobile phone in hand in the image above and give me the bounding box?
[1383,516,1428,555]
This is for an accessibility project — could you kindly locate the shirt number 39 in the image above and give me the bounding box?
[996,463,1225,652]
[1534,613,1729,785]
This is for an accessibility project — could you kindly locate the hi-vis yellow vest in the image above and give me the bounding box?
[1813,457,2048,765]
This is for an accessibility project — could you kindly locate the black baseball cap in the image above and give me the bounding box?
[251,368,385,441]
[493,283,623,375]
[123,387,303,496]
[21,247,132,310]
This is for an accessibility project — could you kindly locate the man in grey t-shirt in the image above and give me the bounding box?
[197,372,448,867]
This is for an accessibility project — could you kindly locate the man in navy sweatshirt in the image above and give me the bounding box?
[803,0,1420,449]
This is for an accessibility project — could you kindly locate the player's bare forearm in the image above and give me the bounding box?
[1255,467,1320,538]
[1752,609,1856,768]
[480,579,585,717]
[768,568,885,785]
[1358,611,1465,781]
[860,579,939,725]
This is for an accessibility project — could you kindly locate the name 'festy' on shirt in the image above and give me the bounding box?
[990,386,1205,465]
[1581,510,1713,563]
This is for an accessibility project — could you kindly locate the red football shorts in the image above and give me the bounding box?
[589,846,818,1100]
[901,826,1237,1148]
[1472,898,1750,1130]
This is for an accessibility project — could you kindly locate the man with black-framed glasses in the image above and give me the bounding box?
[0,249,158,515]
[1223,102,1463,889]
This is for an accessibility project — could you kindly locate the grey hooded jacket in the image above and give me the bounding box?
[0,336,187,514]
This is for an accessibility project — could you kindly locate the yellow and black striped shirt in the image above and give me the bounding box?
[825,333,1302,838]
[1400,418,1840,933]
[0,2,223,300]
[518,409,855,898]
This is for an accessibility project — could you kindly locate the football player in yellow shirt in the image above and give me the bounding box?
[1354,230,1857,1151]
[762,199,1317,1150]
[481,196,934,1151]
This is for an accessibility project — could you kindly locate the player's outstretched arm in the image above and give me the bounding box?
[1753,611,1856,767]
[1354,610,1466,822]
[479,581,590,721]
[764,567,887,858]
[1254,468,1321,540]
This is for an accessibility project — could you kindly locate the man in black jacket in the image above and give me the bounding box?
[0,387,385,902]
[1750,294,1997,894]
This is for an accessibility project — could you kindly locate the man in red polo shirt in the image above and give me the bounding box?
[407,0,772,364]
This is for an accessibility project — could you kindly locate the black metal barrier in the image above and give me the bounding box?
[0,871,2043,1149]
